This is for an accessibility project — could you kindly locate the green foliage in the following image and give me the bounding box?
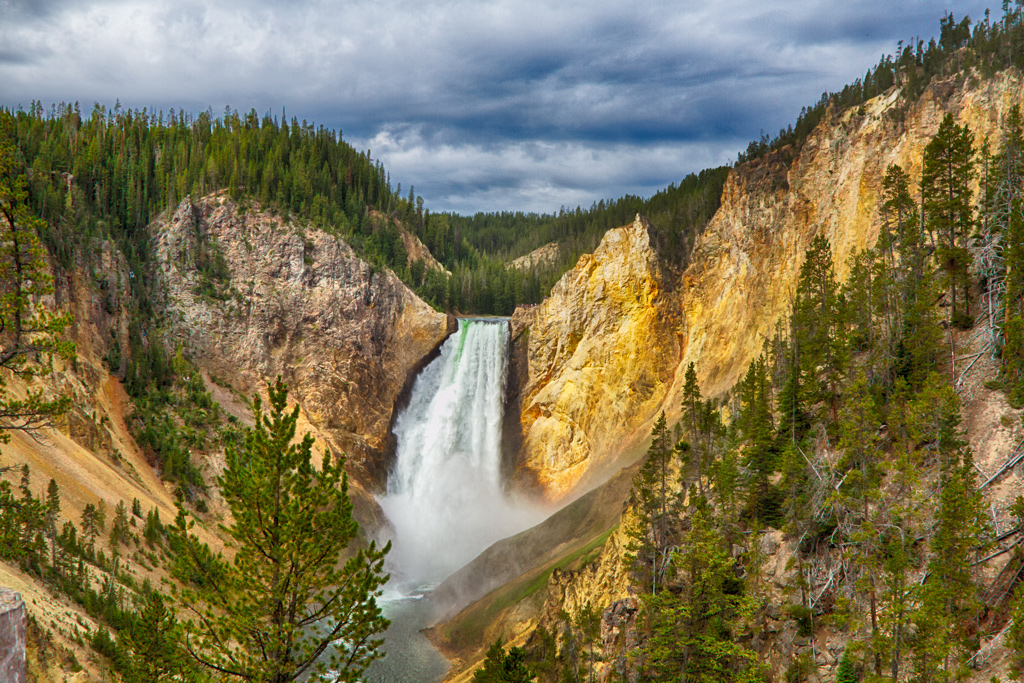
[0,114,75,446]
[572,601,602,683]
[922,113,975,322]
[997,105,1024,403]
[783,652,814,683]
[117,591,198,683]
[473,641,537,683]
[835,650,858,683]
[80,503,100,550]
[627,413,677,595]
[640,505,760,683]
[175,378,389,682]
[682,362,707,494]
[793,235,845,424]
[1009,580,1024,680]
[0,468,46,566]
[523,626,558,683]
[876,163,945,391]
[127,361,222,494]
[166,510,225,590]
[91,627,119,661]
[738,7,1024,164]
[432,167,729,314]
[109,500,131,551]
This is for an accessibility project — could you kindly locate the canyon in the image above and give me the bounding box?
[4,67,1024,682]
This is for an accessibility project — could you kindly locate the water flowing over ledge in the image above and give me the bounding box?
[379,317,547,592]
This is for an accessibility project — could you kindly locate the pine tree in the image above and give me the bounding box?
[681,363,706,495]
[572,601,602,683]
[118,591,195,683]
[1009,596,1024,680]
[0,114,75,449]
[842,247,891,385]
[641,505,759,683]
[911,374,990,680]
[996,105,1024,401]
[739,355,781,523]
[881,164,916,265]
[874,379,924,681]
[109,500,131,551]
[793,235,845,424]
[776,358,809,445]
[473,641,536,683]
[81,503,100,551]
[177,378,389,683]
[45,478,60,572]
[837,372,885,673]
[835,650,858,683]
[879,163,943,391]
[627,413,675,595]
[921,113,975,326]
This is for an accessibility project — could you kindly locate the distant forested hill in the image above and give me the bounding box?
[413,166,730,314]
[3,103,727,317]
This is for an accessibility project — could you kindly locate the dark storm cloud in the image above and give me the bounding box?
[0,0,997,214]
[0,0,75,19]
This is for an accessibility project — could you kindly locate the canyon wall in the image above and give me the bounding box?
[443,69,1024,683]
[675,70,1022,400]
[4,195,453,681]
[511,216,685,498]
[513,70,1024,500]
[150,195,454,485]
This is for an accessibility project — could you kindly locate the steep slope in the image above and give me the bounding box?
[151,194,454,485]
[511,216,684,499]
[2,194,454,681]
[675,70,1022,400]
[0,243,195,682]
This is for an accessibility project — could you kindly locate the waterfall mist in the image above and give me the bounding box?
[378,318,547,592]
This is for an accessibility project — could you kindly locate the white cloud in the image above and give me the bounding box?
[357,124,741,213]
[0,0,995,213]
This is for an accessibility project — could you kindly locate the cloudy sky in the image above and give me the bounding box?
[0,0,994,215]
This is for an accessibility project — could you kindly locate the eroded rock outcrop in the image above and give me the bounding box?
[465,69,1024,682]
[513,216,684,499]
[0,589,26,683]
[508,241,560,271]
[151,195,453,485]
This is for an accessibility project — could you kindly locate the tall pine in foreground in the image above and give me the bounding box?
[792,235,845,426]
[175,379,390,683]
[997,105,1024,403]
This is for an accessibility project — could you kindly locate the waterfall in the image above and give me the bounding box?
[379,318,545,591]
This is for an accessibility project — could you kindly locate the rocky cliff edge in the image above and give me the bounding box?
[512,70,1023,501]
[512,216,684,499]
[151,194,453,486]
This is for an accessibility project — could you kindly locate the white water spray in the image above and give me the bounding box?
[379,319,546,591]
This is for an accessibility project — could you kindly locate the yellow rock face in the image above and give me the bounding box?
[674,71,1023,404]
[518,71,1023,500]
[516,216,684,499]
